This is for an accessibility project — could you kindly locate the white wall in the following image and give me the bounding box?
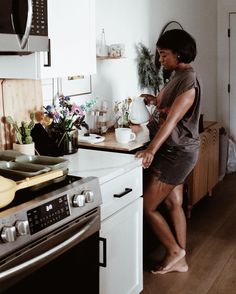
[42,0,218,123]
[93,0,217,120]
[93,0,150,105]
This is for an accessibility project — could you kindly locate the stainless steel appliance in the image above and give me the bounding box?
[0,175,102,293]
[0,0,49,54]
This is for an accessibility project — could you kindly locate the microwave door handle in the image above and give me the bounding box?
[0,213,99,282]
[20,0,33,49]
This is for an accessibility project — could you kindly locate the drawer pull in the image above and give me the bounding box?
[113,188,132,198]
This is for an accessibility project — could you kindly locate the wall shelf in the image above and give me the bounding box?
[96,56,125,60]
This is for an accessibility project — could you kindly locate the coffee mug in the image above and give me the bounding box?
[115,128,136,144]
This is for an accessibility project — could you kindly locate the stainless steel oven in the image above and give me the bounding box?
[0,175,102,293]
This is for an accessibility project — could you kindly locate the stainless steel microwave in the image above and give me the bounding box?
[0,0,49,55]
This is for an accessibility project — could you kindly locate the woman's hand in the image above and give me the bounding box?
[135,148,154,169]
[140,94,157,106]
[129,124,143,134]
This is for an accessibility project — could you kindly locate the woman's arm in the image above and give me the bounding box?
[135,88,196,168]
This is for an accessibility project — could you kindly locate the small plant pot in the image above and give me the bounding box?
[13,142,35,156]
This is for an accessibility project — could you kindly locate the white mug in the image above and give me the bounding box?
[115,128,136,144]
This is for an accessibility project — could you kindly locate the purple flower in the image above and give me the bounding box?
[44,94,87,132]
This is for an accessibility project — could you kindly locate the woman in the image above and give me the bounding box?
[135,29,201,274]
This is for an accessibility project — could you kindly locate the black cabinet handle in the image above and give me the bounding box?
[113,188,132,198]
[99,237,107,267]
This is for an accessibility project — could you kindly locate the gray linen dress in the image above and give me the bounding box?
[147,67,201,185]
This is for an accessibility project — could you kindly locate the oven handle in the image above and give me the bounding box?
[20,0,33,49]
[0,213,99,281]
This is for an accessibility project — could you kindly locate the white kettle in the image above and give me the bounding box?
[129,97,151,124]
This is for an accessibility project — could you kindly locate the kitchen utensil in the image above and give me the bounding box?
[0,169,64,208]
[129,97,150,124]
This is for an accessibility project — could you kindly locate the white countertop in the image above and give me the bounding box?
[64,149,142,184]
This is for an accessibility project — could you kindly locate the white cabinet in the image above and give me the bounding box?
[39,0,96,78]
[100,198,143,294]
[99,166,143,294]
[0,0,96,79]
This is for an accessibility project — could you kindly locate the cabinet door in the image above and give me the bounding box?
[99,198,143,294]
[39,0,96,78]
[187,130,210,206]
[0,0,96,79]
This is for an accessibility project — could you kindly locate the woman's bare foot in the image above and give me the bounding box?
[151,248,186,273]
[151,257,188,275]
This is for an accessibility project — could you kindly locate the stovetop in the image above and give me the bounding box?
[0,175,81,213]
[0,174,102,259]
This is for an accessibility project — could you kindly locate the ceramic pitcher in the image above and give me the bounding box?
[129,97,150,124]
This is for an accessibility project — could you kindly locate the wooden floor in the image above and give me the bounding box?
[141,172,236,294]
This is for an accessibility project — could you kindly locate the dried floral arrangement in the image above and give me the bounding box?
[136,42,163,95]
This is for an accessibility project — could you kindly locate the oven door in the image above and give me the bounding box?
[0,208,100,293]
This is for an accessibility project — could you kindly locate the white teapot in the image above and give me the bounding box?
[129,97,151,124]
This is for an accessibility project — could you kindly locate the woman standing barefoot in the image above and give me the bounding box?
[135,29,202,274]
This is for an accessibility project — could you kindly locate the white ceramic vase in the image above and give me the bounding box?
[13,142,35,156]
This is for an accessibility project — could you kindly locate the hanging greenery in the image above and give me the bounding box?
[136,42,163,95]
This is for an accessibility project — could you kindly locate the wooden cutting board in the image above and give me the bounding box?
[0,79,43,150]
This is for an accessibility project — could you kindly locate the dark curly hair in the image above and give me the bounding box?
[156,29,197,63]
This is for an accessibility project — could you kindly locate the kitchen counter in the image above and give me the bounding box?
[77,120,213,153]
[64,148,142,184]
[78,126,150,153]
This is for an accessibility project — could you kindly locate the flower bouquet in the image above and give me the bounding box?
[44,94,90,155]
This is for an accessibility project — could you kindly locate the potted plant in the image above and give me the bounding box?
[6,113,35,155]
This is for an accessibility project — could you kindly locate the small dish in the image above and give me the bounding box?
[78,134,105,144]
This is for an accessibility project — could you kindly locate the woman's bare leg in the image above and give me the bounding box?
[165,184,186,249]
[160,184,188,273]
[143,173,186,271]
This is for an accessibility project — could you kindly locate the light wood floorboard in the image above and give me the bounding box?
[141,172,236,294]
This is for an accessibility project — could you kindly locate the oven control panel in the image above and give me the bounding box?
[0,176,102,259]
[27,195,70,235]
